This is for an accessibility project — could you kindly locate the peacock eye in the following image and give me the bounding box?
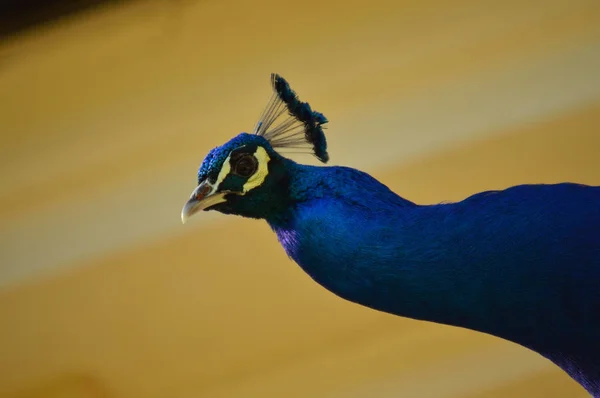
[233,154,258,177]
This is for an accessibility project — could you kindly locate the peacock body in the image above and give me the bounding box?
[181,74,600,396]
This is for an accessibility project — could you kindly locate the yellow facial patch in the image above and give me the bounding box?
[242,146,270,193]
[214,153,232,189]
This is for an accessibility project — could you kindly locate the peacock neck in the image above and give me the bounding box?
[266,165,600,396]
[267,162,489,329]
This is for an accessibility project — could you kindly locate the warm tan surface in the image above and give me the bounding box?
[1,1,599,397]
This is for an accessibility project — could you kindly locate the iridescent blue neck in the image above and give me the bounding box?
[267,164,600,396]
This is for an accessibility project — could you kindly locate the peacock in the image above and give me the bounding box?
[181,74,600,396]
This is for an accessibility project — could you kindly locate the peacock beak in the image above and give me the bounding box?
[181,180,227,224]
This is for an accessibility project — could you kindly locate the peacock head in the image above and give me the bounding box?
[181,74,329,222]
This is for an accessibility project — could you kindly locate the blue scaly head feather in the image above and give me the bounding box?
[194,133,291,219]
[198,73,328,185]
[189,74,331,220]
[196,133,270,186]
[183,74,600,397]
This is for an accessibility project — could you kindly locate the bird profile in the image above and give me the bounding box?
[181,74,600,397]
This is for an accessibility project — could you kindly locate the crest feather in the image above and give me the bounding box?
[253,74,329,163]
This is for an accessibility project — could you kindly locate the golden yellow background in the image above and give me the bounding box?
[1,0,599,397]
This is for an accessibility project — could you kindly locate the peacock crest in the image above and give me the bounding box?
[252,74,329,163]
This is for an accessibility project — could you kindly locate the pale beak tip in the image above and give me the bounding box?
[181,204,193,224]
[181,181,225,224]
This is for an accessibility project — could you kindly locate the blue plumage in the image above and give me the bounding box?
[272,170,600,394]
[270,74,329,163]
[182,74,600,396]
[253,74,329,163]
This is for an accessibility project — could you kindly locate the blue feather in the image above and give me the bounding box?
[253,74,329,163]
[269,163,600,396]
[185,74,600,396]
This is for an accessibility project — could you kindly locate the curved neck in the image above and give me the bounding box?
[268,167,600,396]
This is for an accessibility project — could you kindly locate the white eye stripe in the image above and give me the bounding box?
[243,146,270,193]
[214,153,232,190]
[214,146,270,194]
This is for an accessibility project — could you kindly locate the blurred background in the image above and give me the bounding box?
[0,0,599,397]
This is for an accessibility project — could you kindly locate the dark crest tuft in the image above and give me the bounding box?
[252,73,329,163]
